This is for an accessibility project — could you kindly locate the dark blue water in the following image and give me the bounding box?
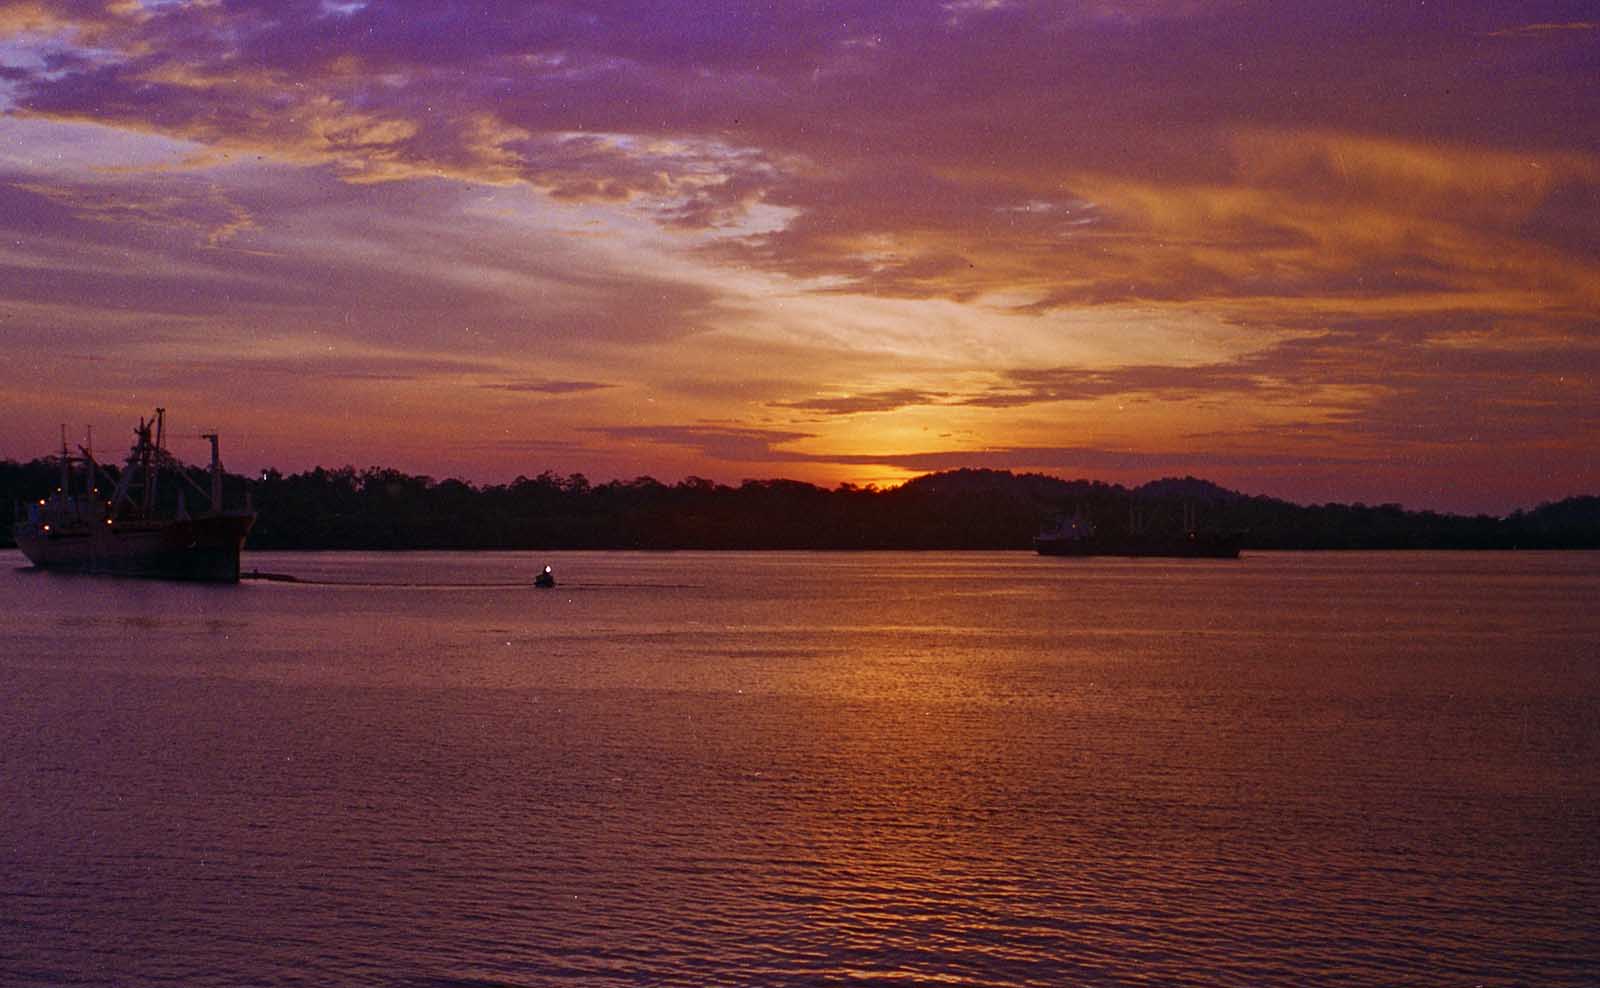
[2,550,1597,986]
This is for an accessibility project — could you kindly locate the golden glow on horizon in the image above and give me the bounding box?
[0,3,1595,512]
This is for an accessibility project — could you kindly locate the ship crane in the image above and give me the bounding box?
[200,432,223,514]
[160,430,236,518]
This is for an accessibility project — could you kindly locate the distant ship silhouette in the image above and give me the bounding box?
[14,409,256,582]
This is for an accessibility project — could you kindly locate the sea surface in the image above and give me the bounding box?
[2,549,1597,987]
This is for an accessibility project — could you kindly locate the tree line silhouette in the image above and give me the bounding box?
[2,459,1596,550]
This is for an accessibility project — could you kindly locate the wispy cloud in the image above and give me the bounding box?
[0,0,1595,510]
[772,389,949,415]
[1486,21,1598,39]
[588,425,815,462]
[481,379,615,395]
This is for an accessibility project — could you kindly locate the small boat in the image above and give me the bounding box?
[534,565,556,588]
[13,409,256,582]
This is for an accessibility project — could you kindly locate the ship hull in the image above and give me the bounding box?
[15,514,255,582]
[1035,535,1241,559]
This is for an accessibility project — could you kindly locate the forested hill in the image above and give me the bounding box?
[2,461,1596,550]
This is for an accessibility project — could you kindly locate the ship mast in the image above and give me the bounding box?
[201,433,222,514]
[59,425,70,496]
[147,407,164,514]
[110,410,160,517]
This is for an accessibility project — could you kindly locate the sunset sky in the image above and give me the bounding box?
[1,1,1595,513]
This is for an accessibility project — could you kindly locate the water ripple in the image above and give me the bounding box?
[2,550,1597,986]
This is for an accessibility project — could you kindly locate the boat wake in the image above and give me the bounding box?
[240,571,699,590]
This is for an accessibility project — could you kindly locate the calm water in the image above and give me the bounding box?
[2,549,1597,986]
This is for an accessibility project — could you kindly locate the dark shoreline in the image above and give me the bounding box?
[6,463,1597,553]
[225,544,1600,553]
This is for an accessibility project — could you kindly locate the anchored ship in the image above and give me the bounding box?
[1034,504,1242,559]
[13,409,256,582]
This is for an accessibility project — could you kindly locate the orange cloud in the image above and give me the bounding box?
[1486,21,1598,38]
[1,1,1596,510]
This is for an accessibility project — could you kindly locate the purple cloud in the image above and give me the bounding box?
[1,0,1597,511]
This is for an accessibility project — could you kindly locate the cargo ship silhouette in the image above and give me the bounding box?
[14,409,255,582]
